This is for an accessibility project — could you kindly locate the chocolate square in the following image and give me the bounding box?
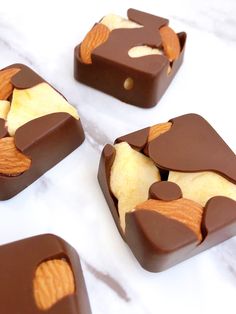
[98,114,236,272]
[74,8,186,108]
[0,64,85,200]
[0,234,91,313]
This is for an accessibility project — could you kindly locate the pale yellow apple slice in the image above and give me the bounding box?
[101,14,142,31]
[110,142,160,231]
[0,100,10,120]
[128,46,163,58]
[7,82,79,136]
[168,171,236,206]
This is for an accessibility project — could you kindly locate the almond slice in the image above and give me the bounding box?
[148,122,172,142]
[136,198,203,241]
[0,68,21,100]
[0,137,31,176]
[80,23,110,64]
[159,26,180,61]
[33,259,75,310]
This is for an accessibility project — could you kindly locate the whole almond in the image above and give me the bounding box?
[33,259,75,310]
[0,137,31,176]
[136,198,203,241]
[80,23,110,64]
[148,122,172,142]
[159,26,180,61]
[0,68,21,100]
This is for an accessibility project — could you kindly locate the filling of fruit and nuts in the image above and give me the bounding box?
[80,13,181,77]
[0,67,79,177]
[109,122,236,242]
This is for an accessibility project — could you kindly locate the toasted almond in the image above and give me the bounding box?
[0,68,21,100]
[33,259,75,310]
[80,23,110,64]
[148,122,172,142]
[159,26,180,61]
[136,198,203,241]
[0,137,31,176]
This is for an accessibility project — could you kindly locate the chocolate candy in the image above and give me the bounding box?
[98,114,236,272]
[74,8,186,108]
[0,234,91,313]
[0,64,85,200]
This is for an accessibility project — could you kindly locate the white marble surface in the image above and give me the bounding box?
[0,0,236,313]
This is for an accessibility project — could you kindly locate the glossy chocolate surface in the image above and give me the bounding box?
[148,114,236,183]
[0,234,91,313]
[115,127,149,151]
[149,181,182,201]
[5,63,44,89]
[74,9,186,108]
[0,64,85,200]
[98,114,236,272]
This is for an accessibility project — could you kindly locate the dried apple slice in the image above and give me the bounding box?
[168,171,236,206]
[110,142,160,230]
[128,46,163,58]
[7,82,79,136]
[101,14,142,31]
[0,100,10,120]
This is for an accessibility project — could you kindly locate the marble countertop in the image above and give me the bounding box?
[0,0,236,313]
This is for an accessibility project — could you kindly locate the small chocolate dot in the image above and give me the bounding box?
[149,181,182,201]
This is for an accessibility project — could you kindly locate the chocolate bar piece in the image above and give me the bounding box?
[0,64,85,200]
[98,114,236,272]
[74,8,186,108]
[0,234,91,313]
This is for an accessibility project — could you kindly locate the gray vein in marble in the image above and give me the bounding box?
[84,261,130,302]
[81,117,112,152]
[0,36,33,66]
[35,176,51,196]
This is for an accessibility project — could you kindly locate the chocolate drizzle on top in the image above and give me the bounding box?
[148,114,236,184]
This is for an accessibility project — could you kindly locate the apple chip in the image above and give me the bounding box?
[7,83,79,136]
[110,142,160,230]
